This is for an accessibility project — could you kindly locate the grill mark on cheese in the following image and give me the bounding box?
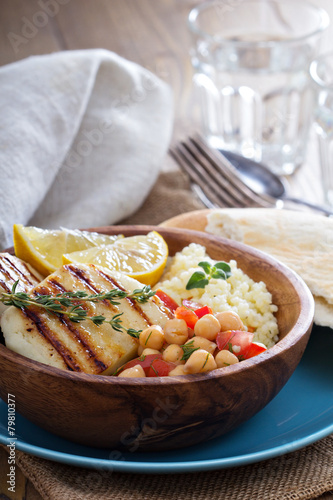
[66,264,102,294]
[3,255,39,284]
[96,268,155,327]
[64,264,119,312]
[64,264,114,308]
[0,254,39,292]
[58,316,108,372]
[46,278,67,293]
[0,267,11,292]
[31,277,109,372]
[5,256,41,284]
[96,268,174,320]
[21,308,81,371]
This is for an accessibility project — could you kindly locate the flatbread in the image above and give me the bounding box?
[313,296,333,328]
[160,208,333,328]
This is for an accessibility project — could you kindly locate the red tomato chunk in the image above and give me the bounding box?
[147,358,176,377]
[216,330,267,360]
[174,306,198,329]
[155,289,179,313]
[117,354,162,376]
[216,330,254,360]
[194,305,213,318]
[182,299,202,310]
[246,342,267,359]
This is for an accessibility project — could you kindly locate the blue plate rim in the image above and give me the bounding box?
[1,421,333,473]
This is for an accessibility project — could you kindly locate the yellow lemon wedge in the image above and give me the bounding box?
[63,231,169,286]
[13,224,122,276]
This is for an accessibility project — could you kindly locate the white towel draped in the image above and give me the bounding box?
[0,49,173,249]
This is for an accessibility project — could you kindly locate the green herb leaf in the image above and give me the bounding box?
[214,262,232,277]
[211,268,227,280]
[144,330,153,345]
[185,271,209,290]
[186,260,232,290]
[90,315,106,326]
[202,352,210,369]
[126,328,142,339]
[130,286,156,303]
[198,261,212,274]
[180,340,200,361]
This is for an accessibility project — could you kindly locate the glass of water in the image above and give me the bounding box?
[310,53,333,209]
[188,0,329,176]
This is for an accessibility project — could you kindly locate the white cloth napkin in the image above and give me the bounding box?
[0,49,173,249]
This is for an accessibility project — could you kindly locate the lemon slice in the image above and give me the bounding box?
[63,231,169,286]
[13,224,122,276]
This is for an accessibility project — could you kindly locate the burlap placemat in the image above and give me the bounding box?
[120,169,205,226]
[1,170,333,499]
[0,434,332,500]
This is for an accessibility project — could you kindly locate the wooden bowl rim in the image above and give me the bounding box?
[0,224,314,386]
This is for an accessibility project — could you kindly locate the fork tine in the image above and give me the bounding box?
[190,134,273,208]
[170,136,272,209]
[170,143,254,208]
[182,139,260,207]
[170,146,232,207]
[179,142,253,207]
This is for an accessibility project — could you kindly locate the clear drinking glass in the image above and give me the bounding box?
[188,0,329,176]
[310,53,333,209]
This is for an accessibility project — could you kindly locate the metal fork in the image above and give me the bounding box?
[170,134,333,216]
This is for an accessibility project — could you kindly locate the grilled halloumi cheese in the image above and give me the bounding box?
[0,253,42,315]
[1,263,174,375]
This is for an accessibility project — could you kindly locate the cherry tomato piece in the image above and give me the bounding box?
[174,306,198,329]
[117,354,162,376]
[216,330,254,359]
[194,305,213,318]
[182,299,202,310]
[245,342,267,359]
[147,358,176,377]
[155,289,179,313]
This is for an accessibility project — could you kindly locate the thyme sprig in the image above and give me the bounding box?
[0,281,155,338]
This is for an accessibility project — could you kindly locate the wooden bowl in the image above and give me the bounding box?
[0,225,314,451]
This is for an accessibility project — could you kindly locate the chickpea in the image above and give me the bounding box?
[120,364,146,378]
[185,336,217,355]
[215,311,244,332]
[193,314,221,341]
[184,349,217,374]
[215,349,239,368]
[139,325,164,350]
[168,364,187,376]
[163,318,189,345]
[139,347,161,356]
[163,344,184,364]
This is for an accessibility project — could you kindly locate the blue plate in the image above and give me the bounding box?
[1,325,333,474]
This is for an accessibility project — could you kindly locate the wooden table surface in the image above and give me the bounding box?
[0,0,333,498]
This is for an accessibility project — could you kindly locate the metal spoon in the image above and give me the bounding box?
[220,150,333,216]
